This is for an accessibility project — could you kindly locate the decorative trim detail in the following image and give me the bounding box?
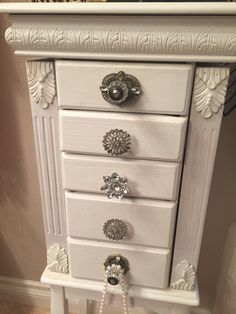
[47,244,69,274]
[5,26,236,58]
[171,261,196,291]
[26,61,56,109]
[193,67,229,119]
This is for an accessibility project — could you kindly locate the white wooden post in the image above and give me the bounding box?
[51,285,68,314]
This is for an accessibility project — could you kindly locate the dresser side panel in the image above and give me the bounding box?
[26,60,67,249]
[171,67,230,287]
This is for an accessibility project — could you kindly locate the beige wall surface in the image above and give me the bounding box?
[0,9,236,313]
[198,105,236,310]
[0,13,46,281]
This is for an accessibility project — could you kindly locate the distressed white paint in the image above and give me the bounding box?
[26,60,67,248]
[0,2,236,15]
[41,269,199,307]
[47,244,69,274]
[51,286,68,314]
[0,274,201,313]
[171,261,196,291]
[171,67,229,285]
[62,153,181,201]
[68,238,171,289]
[4,15,236,62]
[27,62,56,109]
[65,191,176,249]
[56,61,193,115]
[193,68,229,119]
[60,110,188,162]
[3,5,232,314]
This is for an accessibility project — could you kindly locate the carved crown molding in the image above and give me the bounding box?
[171,260,196,291]
[193,67,230,119]
[26,61,56,109]
[5,25,236,60]
[47,243,69,274]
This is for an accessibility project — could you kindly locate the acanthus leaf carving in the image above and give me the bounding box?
[47,244,69,274]
[193,67,229,119]
[5,26,236,58]
[171,260,196,291]
[26,61,56,109]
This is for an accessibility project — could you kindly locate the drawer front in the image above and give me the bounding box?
[66,191,176,248]
[68,239,171,289]
[60,111,187,162]
[56,61,194,115]
[62,154,181,201]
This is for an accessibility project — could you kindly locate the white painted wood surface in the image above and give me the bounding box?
[5,4,231,312]
[60,111,188,162]
[51,286,68,314]
[68,238,171,289]
[170,67,229,284]
[62,154,181,201]
[5,15,236,62]
[65,191,176,249]
[56,61,193,115]
[40,269,199,311]
[26,61,67,249]
[0,275,200,314]
[1,2,236,15]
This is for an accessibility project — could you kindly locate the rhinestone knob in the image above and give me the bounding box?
[101,173,130,200]
[100,71,141,105]
[103,219,128,241]
[103,129,131,156]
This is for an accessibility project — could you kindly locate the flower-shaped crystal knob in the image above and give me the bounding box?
[100,71,141,105]
[101,173,130,200]
[103,129,131,156]
[103,219,128,241]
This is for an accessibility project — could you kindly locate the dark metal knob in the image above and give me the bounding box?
[100,71,141,105]
[103,219,128,241]
[101,173,130,200]
[108,275,119,286]
[103,129,131,156]
[104,255,129,286]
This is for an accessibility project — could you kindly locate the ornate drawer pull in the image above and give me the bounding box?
[100,71,141,105]
[103,219,128,241]
[104,255,129,286]
[101,172,130,200]
[103,129,131,156]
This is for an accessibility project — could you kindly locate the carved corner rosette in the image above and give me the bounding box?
[193,67,229,119]
[171,260,196,291]
[26,61,56,109]
[47,243,69,274]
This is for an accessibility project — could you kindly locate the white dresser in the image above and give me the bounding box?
[1,2,236,314]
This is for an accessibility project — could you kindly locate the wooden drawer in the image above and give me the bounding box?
[68,238,171,289]
[60,111,187,162]
[56,60,194,115]
[62,154,181,201]
[65,191,176,248]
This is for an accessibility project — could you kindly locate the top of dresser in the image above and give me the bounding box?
[2,2,236,62]
[1,2,236,15]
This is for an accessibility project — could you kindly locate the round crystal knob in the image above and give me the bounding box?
[101,172,130,200]
[100,71,141,105]
[103,129,131,156]
[103,219,128,241]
